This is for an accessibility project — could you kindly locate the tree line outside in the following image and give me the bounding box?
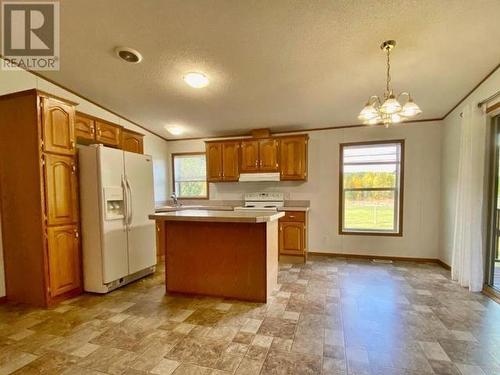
[343,171,397,230]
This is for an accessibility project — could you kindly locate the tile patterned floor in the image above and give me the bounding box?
[1,256,500,374]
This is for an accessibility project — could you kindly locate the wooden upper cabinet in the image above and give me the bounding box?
[259,139,279,172]
[74,114,95,144]
[279,135,308,180]
[240,140,260,173]
[41,97,76,155]
[95,120,122,147]
[206,143,223,181]
[222,142,240,181]
[279,222,305,255]
[205,134,308,182]
[47,225,81,297]
[43,153,79,226]
[122,129,144,154]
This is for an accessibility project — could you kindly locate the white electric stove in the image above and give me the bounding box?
[234,192,284,212]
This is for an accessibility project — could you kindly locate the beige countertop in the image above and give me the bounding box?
[150,209,285,223]
[155,204,310,213]
[155,205,234,212]
[278,206,310,212]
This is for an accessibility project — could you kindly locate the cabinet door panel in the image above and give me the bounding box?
[280,136,308,180]
[75,114,95,144]
[279,222,304,255]
[222,142,240,181]
[240,140,260,172]
[122,130,144,154]
[259,139,279,172]
[41,98,75,155]
[206,143,223,181]
[95,121,122,147]
[47,225,81,297]
[44,154,79,226]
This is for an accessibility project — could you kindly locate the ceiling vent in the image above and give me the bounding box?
[115,47,142,64]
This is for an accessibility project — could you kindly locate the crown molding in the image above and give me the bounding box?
[2,55,498,143]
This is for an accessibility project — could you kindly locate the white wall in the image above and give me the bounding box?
[168,122,442,258]
[0,66,170,297]
[440,68,500,266]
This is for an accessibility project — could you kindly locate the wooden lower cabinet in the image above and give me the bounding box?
[0,89,83,306]
[279,222,305,255]
[43,153,79,226]
[279,210,307,262]
[47,225,81,297]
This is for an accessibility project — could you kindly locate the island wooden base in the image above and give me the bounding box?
[163,220,278,303]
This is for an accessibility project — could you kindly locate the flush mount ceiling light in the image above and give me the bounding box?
[115,47,143,63]
[358,40,422,127]
[165,125,184,136]
[183,72,209,88]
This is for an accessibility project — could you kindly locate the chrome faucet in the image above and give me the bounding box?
[170,192,181,207]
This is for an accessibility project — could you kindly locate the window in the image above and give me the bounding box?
[339,140,404,235]
[172,153,208,199]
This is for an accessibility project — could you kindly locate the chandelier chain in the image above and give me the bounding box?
[386,48,391,96]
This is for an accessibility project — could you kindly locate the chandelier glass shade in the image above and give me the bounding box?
[358,40,422,127]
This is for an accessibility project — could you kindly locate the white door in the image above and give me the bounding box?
[99,146,129,283]
[124,151,156,274]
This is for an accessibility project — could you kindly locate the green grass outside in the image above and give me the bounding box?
[344,205,394,230]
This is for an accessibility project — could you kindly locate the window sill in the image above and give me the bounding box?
[339,230,403,237]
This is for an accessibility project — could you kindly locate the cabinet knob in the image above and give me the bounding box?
[90,125,95,135]
[70,140,75,149]
[74,230,79,238]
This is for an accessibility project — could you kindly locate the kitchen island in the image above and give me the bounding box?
[149,210,284,303]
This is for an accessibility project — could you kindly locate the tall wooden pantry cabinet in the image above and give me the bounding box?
[0,89,82,306]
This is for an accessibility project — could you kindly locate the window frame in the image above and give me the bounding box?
[338,139,405,236]
[171,152,209,200]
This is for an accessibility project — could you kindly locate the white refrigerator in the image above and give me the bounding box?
[78,144,156,293]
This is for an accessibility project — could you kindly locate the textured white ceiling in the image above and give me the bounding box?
[41,0,500,139]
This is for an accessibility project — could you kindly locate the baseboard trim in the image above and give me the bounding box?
[0,296,6,304]
[436,259,451,270]
[308,252,451,269]
[483,285,500,305]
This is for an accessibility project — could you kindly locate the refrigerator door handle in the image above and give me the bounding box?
[121,175,129,230]
[125,176,133,226]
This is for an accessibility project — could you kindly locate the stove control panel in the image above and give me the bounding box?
[243,192,284,202]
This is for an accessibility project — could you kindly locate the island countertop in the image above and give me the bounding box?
[149,209,285,223]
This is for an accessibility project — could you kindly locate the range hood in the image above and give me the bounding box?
[239,173,280,182]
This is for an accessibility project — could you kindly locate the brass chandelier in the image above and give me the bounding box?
[358,40,422,127]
